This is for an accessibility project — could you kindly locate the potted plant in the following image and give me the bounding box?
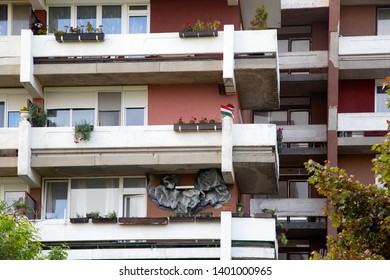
[179,19,220,38]
[169,212,195,223]
[19,106,30,120]
[235,202,245,217]
[196,212,220,222]
[13,199,29,215]
[276,223,288,246]
[29,103,47,127]
[74,120,93,143]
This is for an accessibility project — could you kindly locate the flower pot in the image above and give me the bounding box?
[91,217,117,223]
[179,30,218,38]
[20,111,30,120]
[70,217,89,223]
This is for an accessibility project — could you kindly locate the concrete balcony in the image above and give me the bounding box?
[277,125,327,166]
[17,26,279,110]
[34,212,277,260]
[339,35,390,79]
[338,113,389,154]
[281,0,329,25]
[0,36,21,87]
[15,119,278,194]
[0,128,19,176]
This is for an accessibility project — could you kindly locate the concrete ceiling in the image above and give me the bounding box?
[281,7,328,26]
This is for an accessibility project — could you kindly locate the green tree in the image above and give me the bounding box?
[0,201,69,260]
[305,77,390,260]
[250,5,268,30]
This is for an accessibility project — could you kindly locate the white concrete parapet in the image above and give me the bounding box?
[338,113,390,132]
[278,125,327,143]
[279,51,328,70]
[339,35,390,56]
[281,0,329,9]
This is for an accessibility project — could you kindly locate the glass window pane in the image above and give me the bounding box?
[47,109,70,127]
[0,5,7,36]
[254,112,269,124]
[378,8,390,35]
[124,178,146,189]
[291,39,310,52]
[77,6,96,28]
[8,111,22,127]
[45,181,68,219]
[12,5,30,35]
[99,111,119,126]
[270,111,287,125]
[376,86,390,112]
[289,181,309,198]
[129,16,147,34]
[48,7,70,33]
[290,111,309,125]
[269,181,288,198]
[278,39,288,53]
[126,108,144,126]
[123,195,145,217]
[70,178,119,218]
[0,102,4,127]
[72,109,94,126]
[103,5,121,34]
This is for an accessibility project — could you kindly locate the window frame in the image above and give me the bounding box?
[127,4,150,34]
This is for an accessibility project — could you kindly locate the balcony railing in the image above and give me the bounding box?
[279,51,328,70]
[338,113,389,153]
[34,212,277,260]
[281,0,329,9]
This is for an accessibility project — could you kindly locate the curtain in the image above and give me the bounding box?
[102,5,121,34]
[378,8,390,35]
[0,5,7,35]
[48,7,70,33]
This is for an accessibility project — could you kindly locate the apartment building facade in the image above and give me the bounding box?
[0,0,388,260]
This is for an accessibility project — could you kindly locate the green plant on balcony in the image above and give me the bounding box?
[13,199,30,215]
[54,22,104,42]
[250,5,268,30]
[29,103,47,127]
[74,120,93,143]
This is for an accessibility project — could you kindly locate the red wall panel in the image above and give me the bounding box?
[340,5,376,36]
[338,80,374,113]
[150,0,241,33]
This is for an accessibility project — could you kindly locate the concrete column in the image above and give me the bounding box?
[222,24,236,94]
[221,116,235,184]
[220,211,232,260]
[18,118,41,187]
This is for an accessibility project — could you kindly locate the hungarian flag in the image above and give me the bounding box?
[220,104,234,118]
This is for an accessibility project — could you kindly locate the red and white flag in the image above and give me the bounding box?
[220,104,234,118]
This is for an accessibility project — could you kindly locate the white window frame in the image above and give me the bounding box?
[127,4,150,34]
[42,176,147,220]
[375,79,390,113]
[377,7,390,36]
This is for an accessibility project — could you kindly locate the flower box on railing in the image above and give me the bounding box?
[55,33,105,43]
[118,217,168,225]
[91,217,117,223]
[179,30,218,38]
[173,123,222,132]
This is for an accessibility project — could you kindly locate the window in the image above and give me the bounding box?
[12,5,30,35]
[47,109,94,127]
[0,5,7,36]
[103,5,121,34]
[375,83,390,112]
[98,92,121,126]
[123,178,146,217]
[70,178,119,218]
[45,181,68,219]
[128,5,148,34]
[49,7,70,33]
[0,102,4,127]
[378,8,390,35]
[77,6,96,29]
[8,111,22,128]
[126,108,144,126]
[259,180,309,199]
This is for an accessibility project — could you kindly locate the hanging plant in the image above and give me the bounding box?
[74,120,93,143]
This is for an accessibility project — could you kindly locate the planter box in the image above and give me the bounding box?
[91,217,117,223]
[69,217,89,223]
[179,30,218,38]
[169,216,196,223]
[55,33,105,43]
[118,217,168,225]
[173,123,222,132]
[195,216,220,223]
